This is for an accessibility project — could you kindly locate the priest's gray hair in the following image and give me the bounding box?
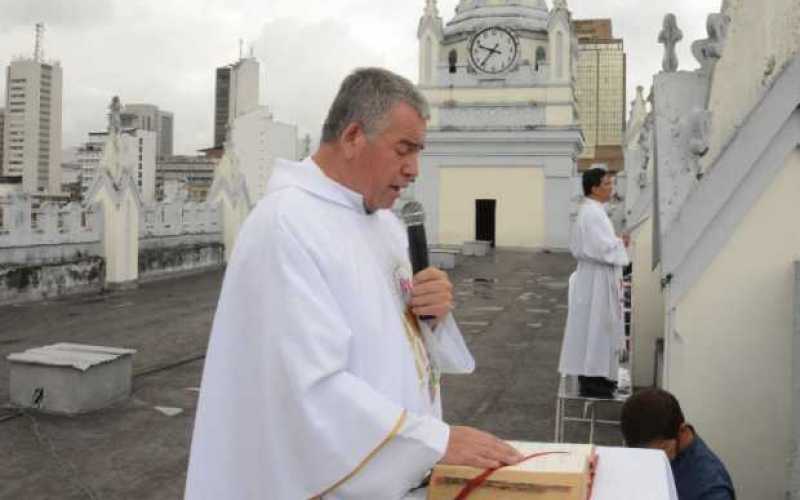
[321,67,430,143]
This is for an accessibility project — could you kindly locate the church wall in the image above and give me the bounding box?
[424,86,575,129]
[0,256,105,305]
[702,0,800,175]
[139,236,224,282]
[424,86,567,107]
[545,104,575,127]
[630,218,664,387]
[0,188,225,303]
[669,150,800,499]
[437,166,545,248]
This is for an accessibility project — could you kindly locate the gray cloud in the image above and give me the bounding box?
[0,0,116,32]
[0,0,723,156]
[254,17,400,140]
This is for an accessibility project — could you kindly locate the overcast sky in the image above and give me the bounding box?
[0,0,722,156]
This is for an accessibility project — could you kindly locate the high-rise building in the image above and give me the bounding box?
[156,155,216,202]
[231,106,297,202]
[0,108,5,169]
[120,103,174,158]
[1,23,63,193]
[214,57,259,147]
[574,19,626,171]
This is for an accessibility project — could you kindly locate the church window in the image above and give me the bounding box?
[535,47,547,71]
[449,50,458,74]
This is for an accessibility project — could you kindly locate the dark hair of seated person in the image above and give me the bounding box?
[620,388,685,447]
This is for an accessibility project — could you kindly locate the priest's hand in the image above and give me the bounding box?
[440,426,524,469]
[411,267,454,327]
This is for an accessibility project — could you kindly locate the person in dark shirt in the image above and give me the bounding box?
[620,388,735,500]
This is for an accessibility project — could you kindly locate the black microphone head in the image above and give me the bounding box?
[401,200,425,226]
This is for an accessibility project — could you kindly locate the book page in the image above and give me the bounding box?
[504,441,593,474]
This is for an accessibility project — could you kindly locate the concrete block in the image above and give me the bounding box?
[7,343,136,415]
[462,240,492,257]
[430,248,459,269]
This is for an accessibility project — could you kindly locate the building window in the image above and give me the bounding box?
[449,50,458,74]
[535,47,546,71]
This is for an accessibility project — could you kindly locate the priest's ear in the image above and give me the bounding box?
[339,121,368,160]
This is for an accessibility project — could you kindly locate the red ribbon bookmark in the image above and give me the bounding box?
[453,451,570,500]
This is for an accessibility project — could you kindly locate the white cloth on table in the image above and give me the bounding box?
[184,158,474,500]
[558,198,630,380]
[592,447,678,500]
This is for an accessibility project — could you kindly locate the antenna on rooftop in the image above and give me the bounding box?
[34,22,45,62]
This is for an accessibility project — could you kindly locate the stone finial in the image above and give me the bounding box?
[658,14,683,72]
[418,0,444,40]
[630,86,647,119]
[552,0,568,10]
[625,86,649,145]
[108,96,122,134]
[424,0,439,16]
[691,12,731,72]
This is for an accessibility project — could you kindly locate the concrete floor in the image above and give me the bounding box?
[0,249,624,500]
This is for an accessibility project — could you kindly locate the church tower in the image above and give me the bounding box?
[547,0,576,84]
[414,0,583,250]
[418,0,443,86]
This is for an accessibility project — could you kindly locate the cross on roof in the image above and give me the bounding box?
[658,13,683,73]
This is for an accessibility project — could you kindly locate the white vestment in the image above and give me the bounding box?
[184,158,474,500]
[558,198,629,380]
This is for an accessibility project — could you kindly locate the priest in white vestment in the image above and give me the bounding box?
[185,68,522,500]
[558,167,630,398]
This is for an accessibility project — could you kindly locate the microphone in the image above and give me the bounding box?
[401,200,429,275]
[401,201,434,321]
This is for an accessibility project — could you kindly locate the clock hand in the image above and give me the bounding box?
[477,42,500,55]
[480,43,502,67]
[481,50,495,67]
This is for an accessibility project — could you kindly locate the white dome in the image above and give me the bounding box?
[445,0,551,38]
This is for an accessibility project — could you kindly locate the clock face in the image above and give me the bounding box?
[469,27,518,74]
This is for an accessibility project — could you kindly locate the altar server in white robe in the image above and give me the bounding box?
[558,167,630,399]
[184,68,522,500]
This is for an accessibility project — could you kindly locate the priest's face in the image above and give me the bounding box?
[591,174,614,203]
[354,102,426,211]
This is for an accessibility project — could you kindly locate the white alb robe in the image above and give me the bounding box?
[184,158,474,500]
[558,198,629,380]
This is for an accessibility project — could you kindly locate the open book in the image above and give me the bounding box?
[428,441,596,500]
